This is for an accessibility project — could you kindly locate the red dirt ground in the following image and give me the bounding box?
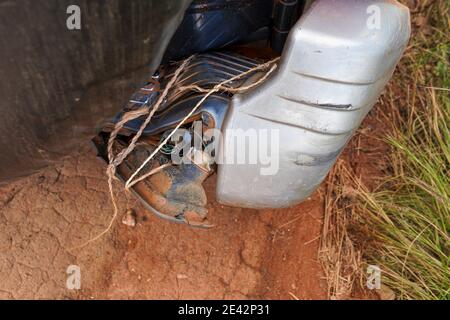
[0,144,327,299]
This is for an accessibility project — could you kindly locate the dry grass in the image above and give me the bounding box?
[320,0,449,300]
[319,160,364,300]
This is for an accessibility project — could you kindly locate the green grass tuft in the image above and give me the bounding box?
[355,0,449,300]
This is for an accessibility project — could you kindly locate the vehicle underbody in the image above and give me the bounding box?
[0,0,410,226]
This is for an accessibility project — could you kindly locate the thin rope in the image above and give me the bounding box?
[125,57,280,190]
[108,55,195,175]
[73,56,195,249]
[73,56,280,248]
